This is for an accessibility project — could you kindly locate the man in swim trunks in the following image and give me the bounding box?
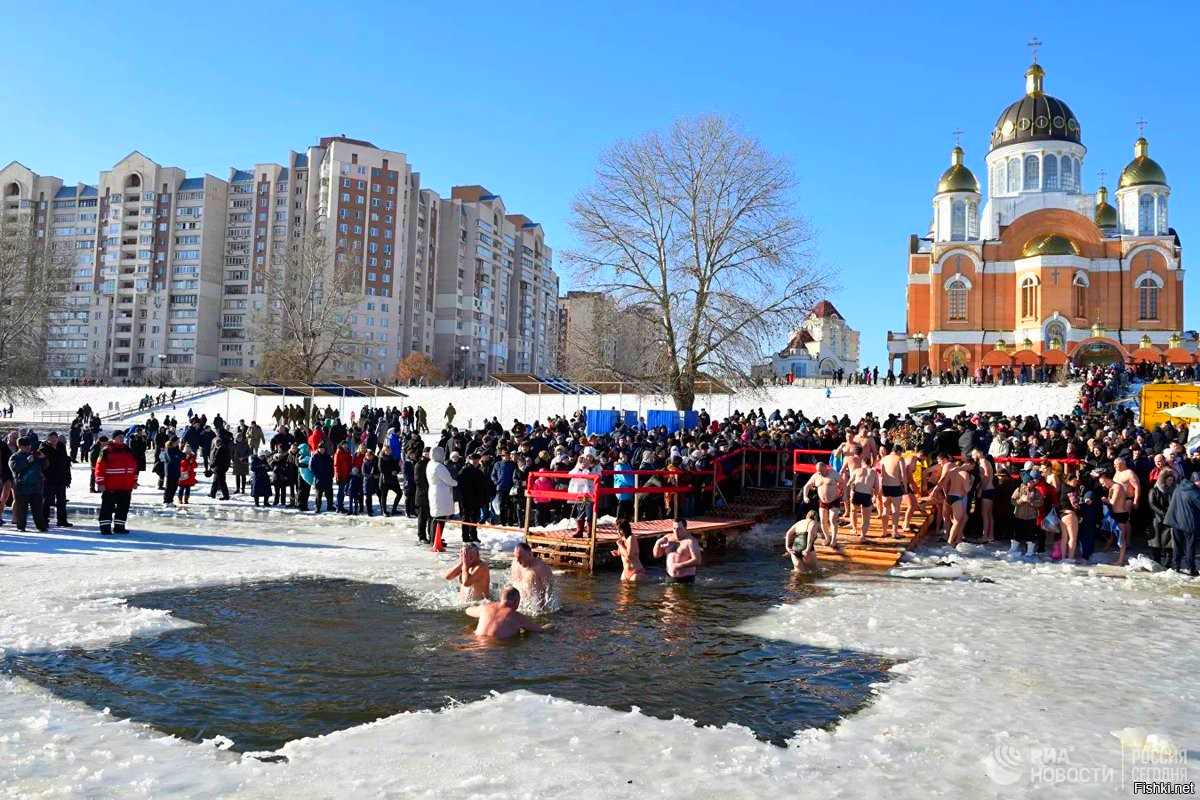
[878,443,908,539]
[653,518,701,583]
[848,460,879,543]
[972,447,996,543]
[935,458,974,547]
[444,542,491,602]
[465,585,546,638]
[854,425,878,466]
[511,542,555,610]
[785,511,819,573]
[803,462,844,548]
[1099,470,1130,567]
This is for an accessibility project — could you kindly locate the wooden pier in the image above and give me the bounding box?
[812,505,933,567]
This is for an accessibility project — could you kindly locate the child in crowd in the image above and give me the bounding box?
[348,466,364,515]
[177,446,198,505]
[250,450,272,507]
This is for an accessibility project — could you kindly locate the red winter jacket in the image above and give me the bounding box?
[333,447,352,483]
[179,454,198,488]
[94,443,139,492]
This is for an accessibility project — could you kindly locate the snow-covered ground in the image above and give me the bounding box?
[2,485,1197,797]
[14,382,1081,429]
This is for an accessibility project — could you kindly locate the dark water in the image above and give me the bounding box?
[3,550,895,752]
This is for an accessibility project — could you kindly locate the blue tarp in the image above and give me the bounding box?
[624,411,639,428]
[682,410,699,430]
[585,409,620,435]
[646,409,681,433]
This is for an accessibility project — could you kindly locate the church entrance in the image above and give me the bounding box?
[1070,339,1125,368]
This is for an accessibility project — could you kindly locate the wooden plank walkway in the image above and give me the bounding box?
[812,504,932,567]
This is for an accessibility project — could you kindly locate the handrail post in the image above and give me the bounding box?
[757,450,763,488]
[633,472,640,522]
[588,475,599,574]
[741,450,747,489]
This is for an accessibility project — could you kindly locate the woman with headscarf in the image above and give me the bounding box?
[1149,469,1178,567]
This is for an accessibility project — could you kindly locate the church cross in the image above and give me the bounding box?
[1097,169,1107,186]
[952,128,963,147]
[1136,117,1147,137]
[1028,37,1043,63]
[1051,268,1061,285]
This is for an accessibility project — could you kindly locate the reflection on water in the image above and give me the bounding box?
[3,548,894,752]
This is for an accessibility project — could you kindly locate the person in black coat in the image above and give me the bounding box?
[415,447,432,543]
[309,443,335,513]
[455,452,488,543]
[378,447,401,516]
[1164,474,1200,576]
[403,453,417,517]
[40,432,72,527]
[208,437,231,500]
[68,421,83,463]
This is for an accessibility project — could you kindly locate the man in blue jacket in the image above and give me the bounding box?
[491,451,517,525]
[10,437,48,532]
[613,452,636,521]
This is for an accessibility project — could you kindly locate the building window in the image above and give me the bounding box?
[1138,194,1154,235]
[1073,274,1088,319]
[966,201,978,239]
[1043,155,1058,189]
[1138,275,1160,320]
[1060,155,1074,191]
[950,200,966,241]
[1007,158,1020,192]
[946,277,969,321]
[1020,275,1039,319]
[1157,196,1168,234]
[1023,155,1040,190]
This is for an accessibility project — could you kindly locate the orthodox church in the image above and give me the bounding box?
[888,48,1182,373]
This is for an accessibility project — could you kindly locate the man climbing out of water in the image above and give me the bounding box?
[652,518,701,583]
[784,511,819,573]
[972,447,996,543]
[444,543,491,602]
[878,443,908,540]
[466,586,546,639]
[802,462,844,548]
[510,542,554,610]
[935,457,974,547]
[1099,469,1130,567]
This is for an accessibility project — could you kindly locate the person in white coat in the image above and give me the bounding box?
[427,446,458,546]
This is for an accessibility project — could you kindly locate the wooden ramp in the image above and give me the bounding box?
[813,505,933,567]
[518,516,758,571]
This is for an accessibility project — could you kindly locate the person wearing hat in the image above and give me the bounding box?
[40,431,72,528]
[9,436,48,533]
[94,430,138,535]
[455,451,487,543]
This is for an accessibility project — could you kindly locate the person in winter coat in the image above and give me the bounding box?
[426,446,458,543]
[455,452,488,543]
[377,446,401,516]
[68,421,83,463]
[208,436,231,500]
[250,450,272,507]
[1163,473,1200,576]
[230,434,252,494]
[333,442,353,513]
[159,439,184,505]
[39,432,72,527]
[94,431,138,535]
[361,450,380,516]
[88,435,108,493]
[491,452,517,526]
[177,447,198,504]
[79,426,94,465]
[10,437,48,532]
[309,442,335,513]
[347,466,364,515]
[269,445,293,507]
[1149,470,1178,566]
[403,451,418,517]
[296,443,313,512]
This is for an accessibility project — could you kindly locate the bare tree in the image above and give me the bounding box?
[568,114,832,410]
[252,228,366,383]
[0,223,70,403]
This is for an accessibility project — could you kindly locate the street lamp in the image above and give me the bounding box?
[456,345,470,386]
[911,333,926,387]
[157,353,166,389]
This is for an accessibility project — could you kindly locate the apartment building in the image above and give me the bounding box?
[1,137,559,384]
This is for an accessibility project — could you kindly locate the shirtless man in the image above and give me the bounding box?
[972,447,996,543]
[444,542,491,602]
[1099,470,1130,567]
[935,458,974,547]
[1112,455,1141,517]
[854,425,878,466]
[878,443,908,539]
[928,452,955,539]
[785,511,819,573]
[465,586,546,639]
[652,518,702,583]
[848,461,879,543]
[900,448,924,532]
[510,542,555,610]
[803,462,844,548]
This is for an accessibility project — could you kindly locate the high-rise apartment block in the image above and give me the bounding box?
[0,135,559,383]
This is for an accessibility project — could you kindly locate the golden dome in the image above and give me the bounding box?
[1094,185,1118,229]
[1022,234,1080,257]
[936,146,980,194]
[1119,137,1168,188]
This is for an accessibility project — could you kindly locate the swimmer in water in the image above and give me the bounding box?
[611,518,647,581]
[444,542,491,602]
[652,518,701,584]
[784,511,819,573]
[511,542,555,610]
[465,586,546,639]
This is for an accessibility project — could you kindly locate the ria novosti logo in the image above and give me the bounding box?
[982,745,1025,786]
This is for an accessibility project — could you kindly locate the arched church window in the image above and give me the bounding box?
[1007,159,1020,193]
[1020,275,1039,319]
[1073,272,1089,318]
[966,201,978,239]
[1137,274,1161,320]
[991,163,1003,196]
[1138,194,1154,235]
[950,200,966,241]
[1060,155,1074,191]
[1075,158,1082,187]
[1023,155,1040,190]
[946,277,969,321]
[1043,155,1058,189]
[1157,196,1168,235]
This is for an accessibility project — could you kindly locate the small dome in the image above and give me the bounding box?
[936,146,980,194]
[1119,137,1167,188]
[1022,234,1080,257]
[989,63,1082,153]
[1094,185,1118,229]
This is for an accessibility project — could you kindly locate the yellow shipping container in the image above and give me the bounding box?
[1140,382,1200,428]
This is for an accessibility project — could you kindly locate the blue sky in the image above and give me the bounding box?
[3,0,1195,366]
